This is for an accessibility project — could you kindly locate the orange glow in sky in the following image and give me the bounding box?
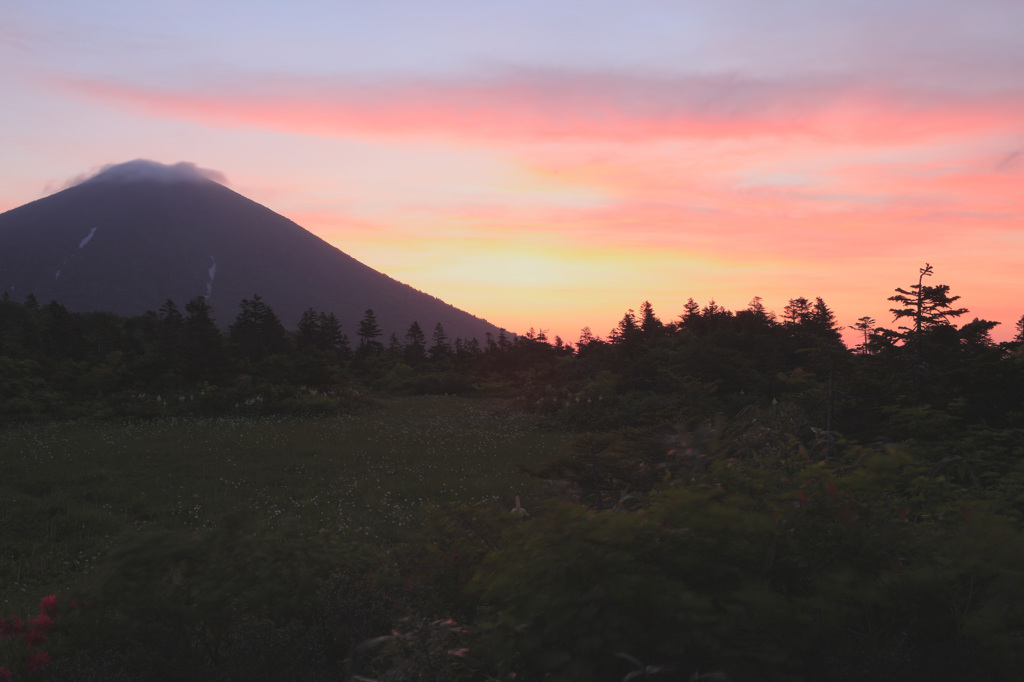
[2,1,1023,344]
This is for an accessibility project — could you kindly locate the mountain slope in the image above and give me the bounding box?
[0,160,504,341]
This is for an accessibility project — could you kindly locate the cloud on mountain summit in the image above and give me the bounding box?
[64,159,228,190]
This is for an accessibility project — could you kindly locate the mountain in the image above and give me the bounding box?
[0,160,504,342]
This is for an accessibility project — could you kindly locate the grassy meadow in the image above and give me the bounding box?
[0,395,568,679]
[1,395,563,597]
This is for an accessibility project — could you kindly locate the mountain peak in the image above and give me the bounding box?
[0,161,504,341]
[82,159,227,186]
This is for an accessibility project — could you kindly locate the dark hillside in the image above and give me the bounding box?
[0,160,502,341]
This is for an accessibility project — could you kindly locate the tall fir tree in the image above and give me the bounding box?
[430,322,450,360]
[356,309,383,352]
[404,321,427,364]
[182,296,226,382]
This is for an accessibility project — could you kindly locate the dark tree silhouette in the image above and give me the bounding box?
[887,264,969,397]
[296,309,348,355]
[387,332,402,356]
[888,264,968,339]
[679,298,701,329]
[356,309,383,351]
[297,308,320,351]
[783,297,812,326]
[852,316,876,354]
[156,299,184,364]
[230,295,288,362]
[609,309,639,345]
[959,317,1000,348]
[639,300,664,339]
[804,297,843,343]
[745,296,773,323]
[578,326,596,348]
[430,322,450,360]
[318,312,349,357]
[404,321,427,364]
[182,296,226,382]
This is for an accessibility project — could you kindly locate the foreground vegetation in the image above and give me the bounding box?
[1,396,564,680]
[2,264,1024,680]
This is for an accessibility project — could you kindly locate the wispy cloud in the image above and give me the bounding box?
[54,68,1024,144]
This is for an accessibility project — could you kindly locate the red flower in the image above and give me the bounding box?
[27,650,51,673]
[10,616,24,634]
[0,618,11,640]
[21,612,54,647]
[22,628,48,648]
[30,613,53,635]
[0,666,12,682]
[39,594,57,617]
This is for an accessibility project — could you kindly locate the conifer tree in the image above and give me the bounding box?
[182,296,225,382]
[700,300,732,331]
[679,298,701,328]
[887,264,969,396]
[430,322,450,360]
[888,264,968,339]
[853,316,876,354]
[156,299,184,363]
[230,295,287,360]
[297,308,320,350]
[317,312,348,355]
[639,300,664,339]
[747,296,771,320]
[783,297,812,325]
[159,299,183,325]
[702,299,729,319]
[404,321,427,364]
[356,309,383,351]
[387,332,402,356]
[806,297,843,343]
[578,326,596,348]
[610,309,639,344]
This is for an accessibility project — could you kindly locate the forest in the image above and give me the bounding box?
[2,263,1024,681]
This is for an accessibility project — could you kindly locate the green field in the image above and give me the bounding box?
[1,395,564,595]
[0,396,570,680]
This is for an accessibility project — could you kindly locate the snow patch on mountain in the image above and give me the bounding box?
[79,227,97,248]
[205,256,217,297]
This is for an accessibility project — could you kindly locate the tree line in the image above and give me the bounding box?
[1,263,1022,430]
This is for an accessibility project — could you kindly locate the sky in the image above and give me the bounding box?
[2,0,1023,345]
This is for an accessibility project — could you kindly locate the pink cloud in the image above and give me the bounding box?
[43,67,1024,342]
[54,69,1024,144]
